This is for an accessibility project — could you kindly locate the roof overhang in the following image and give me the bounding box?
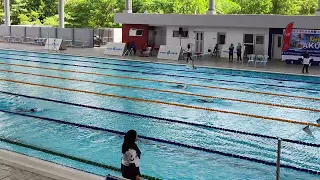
[115,13,320,29]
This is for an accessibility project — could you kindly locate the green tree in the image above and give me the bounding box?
[297,0,318,15]
[43,15,59,27]
[233,0,273,14]
[65,0,120,28]
[216,0,241,14]
[271,0,299,15]
[172,0,207,14]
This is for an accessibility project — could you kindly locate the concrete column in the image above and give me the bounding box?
[4,0,10,26]
[123,0,132,13]
[206,0,216,15]
[316,0,320,15]
[58,0,65,28]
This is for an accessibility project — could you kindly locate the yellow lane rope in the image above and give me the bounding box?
[1,62,319,101]
[0,78,319,128]
[1,69,319,113]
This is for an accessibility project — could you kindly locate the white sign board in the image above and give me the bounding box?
[104,42,126,56]
[157,45,181,60]
[44,38,64,51]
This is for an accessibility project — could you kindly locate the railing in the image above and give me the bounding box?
[122,48,134,59]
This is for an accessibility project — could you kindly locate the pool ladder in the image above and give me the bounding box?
[122,48,134,59]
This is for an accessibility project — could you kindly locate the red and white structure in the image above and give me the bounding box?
[115,0,320,61]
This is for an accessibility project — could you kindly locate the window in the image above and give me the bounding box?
[244,34,254,44]
[256,36,264,44]
[217,33,226,44]
[136,29,144,36]
[277,36,282,47]
[129,29,144,36]
[173,30,188,38]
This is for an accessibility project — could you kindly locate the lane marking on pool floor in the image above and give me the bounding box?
[1,69,319,112]
[1,57,320,93]
[1,90,319,148]
[0,78,319,128]
[2,110,320,176]
[3,51,319,85]
[1,62,320,101]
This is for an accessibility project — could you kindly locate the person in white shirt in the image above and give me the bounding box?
[184,44,196,69]
[302,52,311,74]
[121,130,141,180]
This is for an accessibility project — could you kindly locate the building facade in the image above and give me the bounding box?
[115,0,320,60]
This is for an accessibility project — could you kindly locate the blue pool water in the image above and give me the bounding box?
[0,49,319,180]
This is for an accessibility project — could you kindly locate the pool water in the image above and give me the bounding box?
[0,49,319,180]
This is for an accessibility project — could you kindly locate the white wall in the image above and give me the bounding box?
[113,28,122,42]
[154,27,166,48]
[166,26,269,58]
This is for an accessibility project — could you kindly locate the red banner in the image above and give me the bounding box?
[282,22,294,51]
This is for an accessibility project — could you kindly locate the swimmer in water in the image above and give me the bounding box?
[174,84,187,89]
[15,108,38,113]
[197,99,213,103]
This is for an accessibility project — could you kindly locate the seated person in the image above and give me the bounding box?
[140,43,148,55]
[129,42,136,55]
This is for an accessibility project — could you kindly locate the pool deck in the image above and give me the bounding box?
[0,163,54,180]
[0,42,319,77]
[0,150,104,180]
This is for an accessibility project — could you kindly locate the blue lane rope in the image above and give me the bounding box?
[0,138,160,180]
[2,50,320,85]
[0,91,318,148]
[1,57,320,92]
[0,109,319,175]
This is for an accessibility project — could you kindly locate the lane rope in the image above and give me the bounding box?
[1,69,319,112]
[1,62,319,101]
[1,78,319,128]
[3,51,320,85]
[1,110,319,175]
[1,91,318,147]
[2,57,320,93]
[0,137,160,180]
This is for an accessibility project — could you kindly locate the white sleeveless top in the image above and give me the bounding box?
[121,149,140,167]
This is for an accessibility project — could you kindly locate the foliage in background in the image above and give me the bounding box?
[1,0,319,27]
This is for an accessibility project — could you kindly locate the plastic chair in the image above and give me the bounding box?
[141,47,152,57]
[261,55,269,67]
[255,55,264,67]
[247,54,255,66]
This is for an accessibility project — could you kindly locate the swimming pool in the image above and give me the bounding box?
[0,49,319,180]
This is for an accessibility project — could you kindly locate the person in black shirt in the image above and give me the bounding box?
[236,43,242,62]
[213,44,219,57]
[121,130,141,180]
[229,44,234,62]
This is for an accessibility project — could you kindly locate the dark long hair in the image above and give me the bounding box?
[122,130,141,158]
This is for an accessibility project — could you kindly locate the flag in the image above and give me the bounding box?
[282,22,294,51]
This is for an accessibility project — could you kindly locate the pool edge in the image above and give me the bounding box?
[0,149,105,180]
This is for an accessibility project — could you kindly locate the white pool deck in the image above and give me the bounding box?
[0,150,104,180]
[0,42,319,180]
[0,42,319,76]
